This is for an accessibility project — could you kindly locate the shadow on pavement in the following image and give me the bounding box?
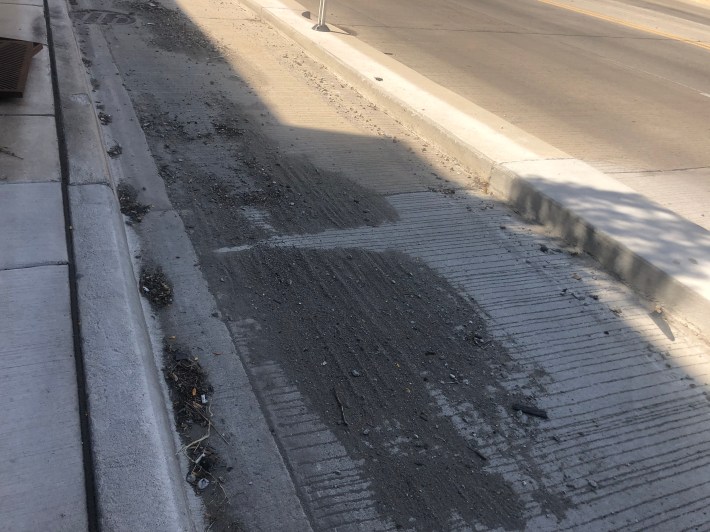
[70,0,710,529]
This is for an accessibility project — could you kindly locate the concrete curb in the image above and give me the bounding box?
[48,0,198,528]
[239,0,710,336]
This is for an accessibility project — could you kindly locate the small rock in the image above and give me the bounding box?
[351,369,361,377]
[197,478,210,491]
[588,479,598,489]
[539,244,549,252]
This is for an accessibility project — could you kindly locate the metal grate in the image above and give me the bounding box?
[0,38,42,98]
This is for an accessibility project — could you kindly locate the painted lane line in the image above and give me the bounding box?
[538,0,710,52]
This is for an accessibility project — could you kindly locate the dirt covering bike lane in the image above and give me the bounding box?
[215,245,571,528]
[71,0,710,529]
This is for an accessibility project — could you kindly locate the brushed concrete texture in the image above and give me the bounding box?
[0,116,60,183]
[0,47,54,116]
[0,265,87,532]
[0,3,47,44]
[0,182,67,270]
[491,158,710,328]
[69,183,197,531]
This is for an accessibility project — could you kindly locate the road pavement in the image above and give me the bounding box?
[299,0,710,230]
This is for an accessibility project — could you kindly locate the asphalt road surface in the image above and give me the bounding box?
[74,0,710,529]
[300,0,710,227]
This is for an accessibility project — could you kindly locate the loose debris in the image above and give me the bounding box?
[211,120,243,137]
[512,403,549,420]
[164,349,212,428]
[139,265,173,307]
[98,111,112,125]
[117,181,151,222]
[333,387,349,426]
[163,342,227,503]
[107,143,122,157]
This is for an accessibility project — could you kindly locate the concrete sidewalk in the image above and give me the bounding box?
[237,0,710,337]
[0,0,196,529]
[0,0,89,528]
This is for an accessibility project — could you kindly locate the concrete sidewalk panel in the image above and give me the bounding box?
[69,183,196,531]
[0,3,47,44]
[0,47,54,116]
[0,265,87,531]
[0,115,59,183]
[0,182,67,270]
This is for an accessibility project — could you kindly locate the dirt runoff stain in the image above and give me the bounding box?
[218,247,563,529]
[132,95,399,249]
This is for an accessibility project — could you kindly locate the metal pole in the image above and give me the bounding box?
[314,0,329,31]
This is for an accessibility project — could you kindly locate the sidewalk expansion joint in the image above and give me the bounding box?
[0,180,58,187]
[1,261,69,272]
[0,112,55,117]
[68,180,112,188]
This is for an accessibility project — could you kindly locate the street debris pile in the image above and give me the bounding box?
[139,265,173,307]
[163,341,226,504]
[164,343,213,430]
[98,111,112,125]
[116,181,150,222]
[107,143,122,158]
